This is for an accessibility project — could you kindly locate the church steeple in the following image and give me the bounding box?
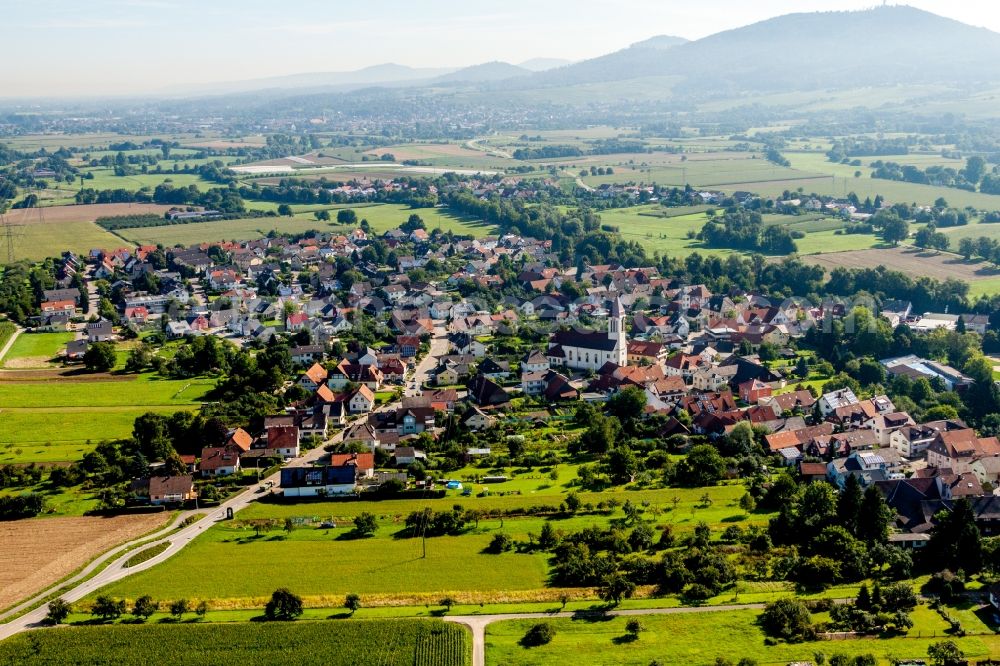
[608,294,625,341]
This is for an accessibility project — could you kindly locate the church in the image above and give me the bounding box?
[547,296,628,372]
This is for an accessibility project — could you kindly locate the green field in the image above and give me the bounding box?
[595,205,881,257]
[118,204,496,246]
[1,332,74,367]
[5,219,124,263]
[486,609,1000,665]
[0,619,470,666]
[0,406,195,463]
[97,483,763,604]
[0,376,213,462]
[0,376,213,408]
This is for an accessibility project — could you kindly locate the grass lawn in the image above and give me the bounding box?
[0,332,73,366]
[0,619,470,666]
[486,609,1000,665]
[0,376,214,408]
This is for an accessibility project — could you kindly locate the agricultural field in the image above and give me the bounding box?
[582,156,819,189]
[0,513,170,612]
[96,482,761,606]
[117,203,495,246]
[0,203,177,263]
[486,608,1000,665]
[802,245,1000,298]
[0,619,470,666]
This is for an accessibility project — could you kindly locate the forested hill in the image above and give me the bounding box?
[519,6,1000,92]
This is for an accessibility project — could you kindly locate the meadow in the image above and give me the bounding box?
[595,205,882,257]
[486,608,1000,665]
[118,203,495,245]
[0,619,470,666]
[1,331,73,367]
[0,376,212,463]
[96,482,764,606]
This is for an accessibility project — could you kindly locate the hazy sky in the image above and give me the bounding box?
[5,0,1000,97]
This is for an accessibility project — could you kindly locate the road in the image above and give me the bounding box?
[0,331,448,641]
[0,324,21,363]
[0,420,343,641]
[465,138,512,160]
[443,603,768,666]
[406,324,447,396]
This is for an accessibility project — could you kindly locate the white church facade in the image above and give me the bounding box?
[547,296,628,372]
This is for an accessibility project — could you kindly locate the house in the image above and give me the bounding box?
[397,335,421,358]
[889,420,965,459]
[226,427,254,454]
[281,466,357,497]
[738,379,772,404]
[40,300,76,315]
[521,349,549,373]
[266,425,301,459]
[290,345,325,365]
[199,446,241,477]
[464,406,497,430]
[330,452,375,479]
[467,373,510,407]
[868,412,916,446]
[350,385,377,414]
[148,475,196,505]
[818,388,859,417]
[86,320,115,342]
[760,389,816,415]
[477,358,510,381]
[547,296,627,372]
[394,446,427,466]
[64,339,88,362]
[299,363,328,391]
[926,429,1000,474]
[286,312,309,331]
[344,422,381,451]
[627,340,670,366]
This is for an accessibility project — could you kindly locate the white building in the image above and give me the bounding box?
[547,296,627,372]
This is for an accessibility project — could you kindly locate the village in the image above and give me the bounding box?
[13,211,998,563]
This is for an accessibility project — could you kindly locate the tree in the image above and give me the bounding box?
[881,217,910,246]
[169,598,189,620]
[928,640,964,666]
[314,210,330,221]
[195,600,209,619]
[132,595,158,621]
[344,594,361,615]
[92,595,126,622]
[760,598,812,640]
[439,596,457,613]
[606,445,641,484]
[599,570,636,606]
[929,498,983,572]
[837,474,864,537]
[277,204,293,217]
[857,485,892,544]
[607,385,646,425]
[45,598,71,625]
[337,209,358,225]
[265,588,303,621]
[522,622,555,647]
[677,445,726,486]
[353,512,378,537]
[84,341,116,372]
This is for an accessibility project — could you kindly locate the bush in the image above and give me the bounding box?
[488,532,514,553]
[522,622,555,647]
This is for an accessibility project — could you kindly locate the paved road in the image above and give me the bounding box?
[406,324,447,396]
[0,421,343,641]
[0,324,22,363]
[443,603,768,666]
[0,335,440,641]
